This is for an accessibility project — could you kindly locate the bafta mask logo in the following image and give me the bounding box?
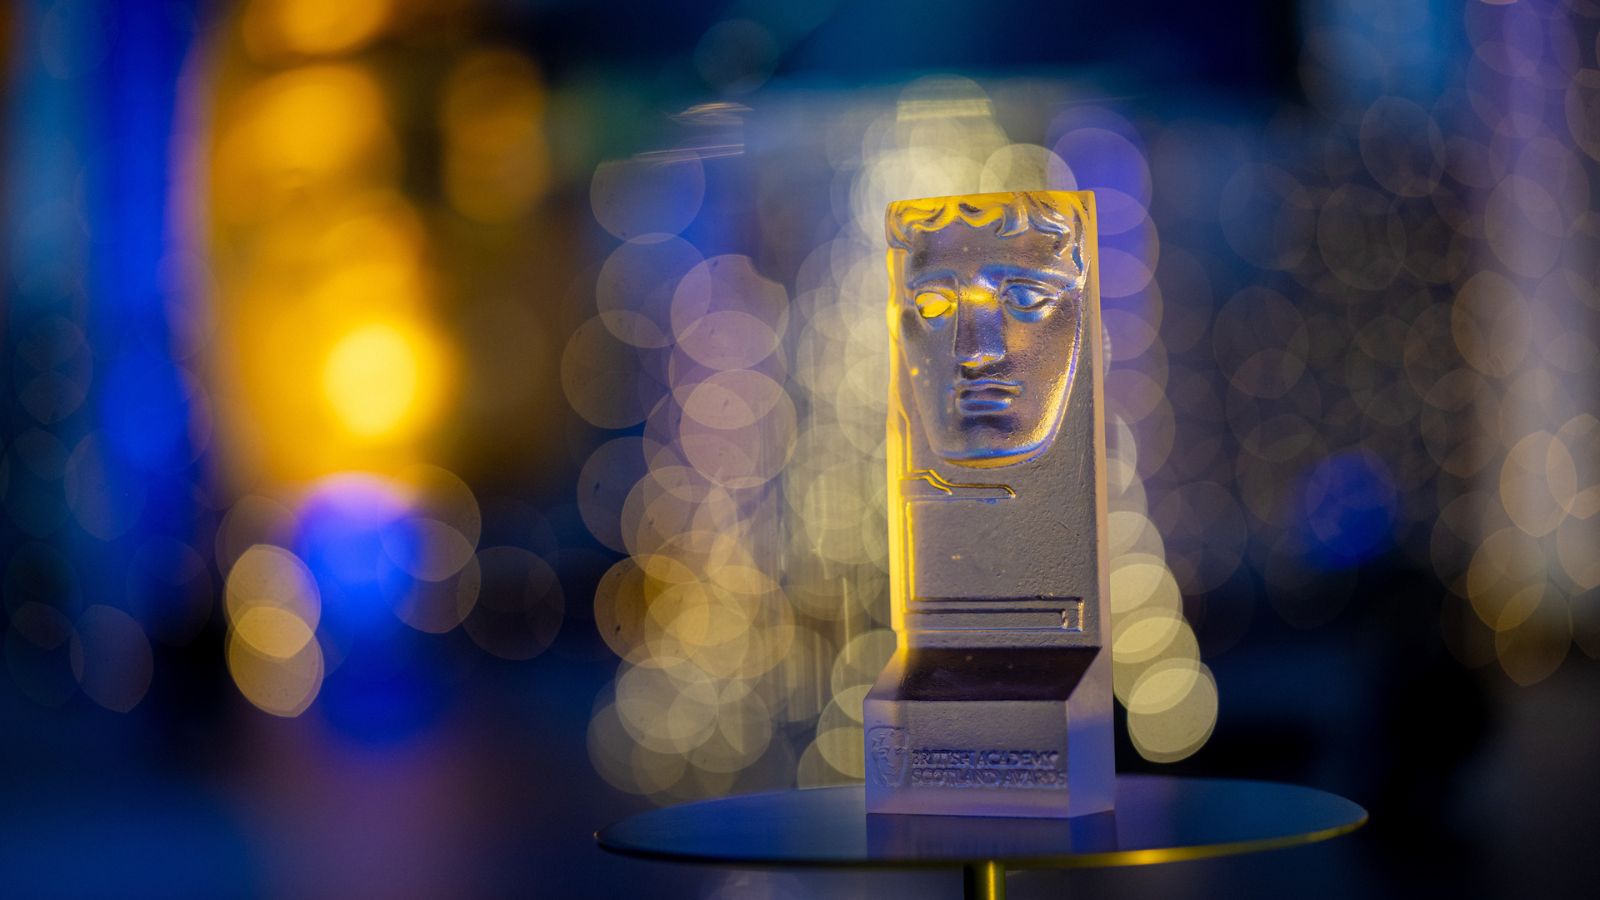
[887,192,1089,468]
[867,725,911,787]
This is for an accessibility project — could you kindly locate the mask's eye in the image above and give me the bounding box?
[1002,283,1052,311]
[915,291,955,319]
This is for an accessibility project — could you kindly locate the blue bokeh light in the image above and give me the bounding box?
[294,475,418,640]
[1299,449,1398,570]
[98,349,191,471]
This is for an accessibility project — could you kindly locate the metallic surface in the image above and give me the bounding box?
[867,191,1113,817]
[963,861,1006,900]
[595,775,1368,868]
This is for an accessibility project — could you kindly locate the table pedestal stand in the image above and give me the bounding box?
[963,860,1006,899]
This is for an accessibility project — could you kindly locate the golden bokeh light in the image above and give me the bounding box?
[183,0,545,722]
[242,0,394,59]
[226,622,325,718]
[212,65,394,224]
[1126,659,1219,764]
[321,320,443,440]
[441,50,551,223]
[226,543,322,631]
[233,605,318,660]
[222,544,326,716]
[206,15,462,495]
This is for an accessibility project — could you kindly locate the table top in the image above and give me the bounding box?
[596,775,1367,870]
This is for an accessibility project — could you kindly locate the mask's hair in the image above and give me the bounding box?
[885,192,1090,279]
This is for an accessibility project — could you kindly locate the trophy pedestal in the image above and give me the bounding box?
[863,646,1114,818]
[596,776,1368,900]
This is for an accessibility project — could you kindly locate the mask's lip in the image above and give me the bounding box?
[953,379,1020,414]
[955,377,1021,394]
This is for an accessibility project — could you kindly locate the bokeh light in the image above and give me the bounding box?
[322,321,443,439]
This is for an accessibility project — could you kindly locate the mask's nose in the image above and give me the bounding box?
[954,291,1006,368]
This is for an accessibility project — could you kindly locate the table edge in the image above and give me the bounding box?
[594,776,1369,871]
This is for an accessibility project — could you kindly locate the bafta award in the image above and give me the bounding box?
[864,191,1114,818]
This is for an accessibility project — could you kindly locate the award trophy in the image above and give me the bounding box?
[599,196,1365,900]
[863,191,1113,818]
[598,194,1363,890]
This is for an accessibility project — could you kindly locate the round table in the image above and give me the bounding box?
[596,775,1367,900]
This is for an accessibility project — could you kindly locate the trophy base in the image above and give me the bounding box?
[862,647,1114,818]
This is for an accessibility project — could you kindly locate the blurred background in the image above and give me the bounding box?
[2,0,1598,897]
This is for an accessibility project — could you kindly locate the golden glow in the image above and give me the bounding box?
[915,292,954,318]
[202,3,488,719]
[208,32,453,484]
[212,65,393,223]
[233,605,317,659]
[441,51,551,222]
[243,0,394,59]
[243,67,384,170]
[225,544,321,630]
[1126,660,1218,763]
[322,321,436,439]
[222,544,325,716]
[226,624,324,717]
